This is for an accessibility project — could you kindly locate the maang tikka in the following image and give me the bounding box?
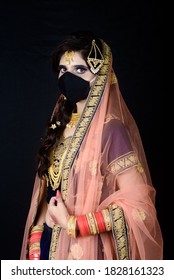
[87,39,104,74]
[64,51,74,65]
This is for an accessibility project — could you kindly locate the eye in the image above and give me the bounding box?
[75,65,88,74]
[57,65,67,74]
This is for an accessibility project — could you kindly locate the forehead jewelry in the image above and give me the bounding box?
[87,39,104,74]
[64,51,74,65]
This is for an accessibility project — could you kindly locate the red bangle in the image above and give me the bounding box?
[94,211,106,233]
[29,225,43,260]
[30,232,43,243]
[77,215,90,236]
[29,251,40,260]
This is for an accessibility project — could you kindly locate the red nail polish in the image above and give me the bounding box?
[56,190,61,198]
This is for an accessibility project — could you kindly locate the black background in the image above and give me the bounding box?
[0,1,170,260]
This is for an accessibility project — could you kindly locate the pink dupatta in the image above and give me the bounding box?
[20,40,163,260]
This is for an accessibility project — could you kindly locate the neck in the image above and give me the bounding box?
[76,99,87,113]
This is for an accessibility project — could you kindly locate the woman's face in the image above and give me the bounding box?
[58,51,95,82]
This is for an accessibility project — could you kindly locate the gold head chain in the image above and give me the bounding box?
[87,39,104,74]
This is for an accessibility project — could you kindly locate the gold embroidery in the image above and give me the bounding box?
[49,224,61,260]
[109,204,130,260]
[137,160,144,173]
[70,243,83,260]
[132,209,146,221]
[89,160,98,176]
[111,70,118,84]
[107,151,138,175]
[104,113,120,124]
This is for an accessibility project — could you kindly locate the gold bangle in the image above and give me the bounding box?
[86,213,98,235]
[31,225,44,234]
[67,215,77,238]
[92,213,99,234]
[29,242,40,251]
[101,209,112,231]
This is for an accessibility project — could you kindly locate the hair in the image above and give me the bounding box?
[37,30,103,178]
[52,30,103,75]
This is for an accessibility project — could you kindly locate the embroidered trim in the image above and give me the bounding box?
[61,41,111,201]
[107,151,138,175]
[111,70,118,84]
[137,160,144,173]
[49,224,61,260]
[109,204,130,260]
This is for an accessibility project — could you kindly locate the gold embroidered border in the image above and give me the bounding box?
[61,41,111,201]
[109,204,130,260]
[49,224,61,260]
[111,70,118,84]
[107,151,138,176]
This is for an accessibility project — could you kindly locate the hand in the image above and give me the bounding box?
[48,190,69,229]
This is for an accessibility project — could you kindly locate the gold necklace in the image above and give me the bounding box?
[48,137,71,190]
[66,112,81,128]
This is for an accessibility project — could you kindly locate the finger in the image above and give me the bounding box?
[56,190,63,203]
[56,190,61,199]
[49,196,57,206]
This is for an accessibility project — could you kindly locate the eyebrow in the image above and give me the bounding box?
[59,64,88,68]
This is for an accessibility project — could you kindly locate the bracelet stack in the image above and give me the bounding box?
[67,208,112,238]
[29,225,44,260]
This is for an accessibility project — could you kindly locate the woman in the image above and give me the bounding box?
[20,31,163,260]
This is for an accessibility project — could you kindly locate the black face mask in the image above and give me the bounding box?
[58,72,90,104]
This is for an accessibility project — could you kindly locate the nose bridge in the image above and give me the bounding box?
[59,69,74,78]
[64,62,74,71]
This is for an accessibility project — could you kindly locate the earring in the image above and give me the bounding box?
[87,40,104,74]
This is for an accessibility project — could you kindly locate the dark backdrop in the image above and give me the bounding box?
[0,1,169,260]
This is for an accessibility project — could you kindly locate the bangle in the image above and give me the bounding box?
[76,208,112,237]
[94,211,106,233]
[86,212,98,235]
[67,215,77,238]
[29,224,44,260]
[76,215,90,236]
[30,225,44,233]
[101,209,112,231]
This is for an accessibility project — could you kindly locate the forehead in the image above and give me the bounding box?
[59,51,87,66]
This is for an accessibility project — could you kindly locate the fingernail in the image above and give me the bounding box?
[56,190,61,198]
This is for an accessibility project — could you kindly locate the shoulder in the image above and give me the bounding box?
[103,117,130,141]
[102,117,133,159]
